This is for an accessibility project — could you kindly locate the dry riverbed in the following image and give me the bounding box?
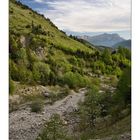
[9,88,87,140]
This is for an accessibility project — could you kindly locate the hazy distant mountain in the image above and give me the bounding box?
[112,39,131,49]
[78,33,125,47]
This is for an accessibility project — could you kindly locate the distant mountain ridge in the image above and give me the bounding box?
[113,39,131,49]
[78,33,125,47]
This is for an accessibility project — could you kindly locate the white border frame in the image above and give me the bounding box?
[0,0,9,139]
[132,0,140,140]
[0,0,140,139]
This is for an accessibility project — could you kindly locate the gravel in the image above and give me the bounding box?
[9,88,87,140]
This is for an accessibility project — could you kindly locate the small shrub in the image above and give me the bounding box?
[10,9,13,14]
[30,99,43,113]
[33,62,51,85]
[110,105,122,122]
[90,77,100,87]
[113,67,122,77]
[109,75,118,86]
[25,24,31,28]
[61,72,89,89]
[18,67,33,83]
[31,22,47,35]
[9,60,19,81]
[79,87,101,130]
[37,114,68,140]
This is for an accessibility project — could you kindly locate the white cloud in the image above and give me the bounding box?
[35,0,131,32]
[34,0,45,3]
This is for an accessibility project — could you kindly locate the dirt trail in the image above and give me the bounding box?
[9,88,87,140]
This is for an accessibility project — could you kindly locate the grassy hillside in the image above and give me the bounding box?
[9,0,97,88]
[9,0,131,91]
[10,1,94,53]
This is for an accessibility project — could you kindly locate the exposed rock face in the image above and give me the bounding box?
[20,35,30,48]
[9,88,87,140]
[20,35,26,48]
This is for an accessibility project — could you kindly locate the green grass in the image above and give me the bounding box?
[94,115,131,138]
[79,114,131,140]
[9,1,95,54]
[9,1,131,88]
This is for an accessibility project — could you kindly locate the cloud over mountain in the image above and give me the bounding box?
[33,0,131,32]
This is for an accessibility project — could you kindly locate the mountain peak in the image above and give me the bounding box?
[78,33,125,47]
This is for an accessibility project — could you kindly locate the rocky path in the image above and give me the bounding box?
[9,88,87,140]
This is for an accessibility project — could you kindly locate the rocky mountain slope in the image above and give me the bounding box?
[113,39,131,49]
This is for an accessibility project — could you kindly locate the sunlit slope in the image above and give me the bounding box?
[9,1,95,53]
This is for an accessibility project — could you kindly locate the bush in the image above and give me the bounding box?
[117,46,131,60]
[90,78,100,87]
[10,56,33,84]
[31,22,47,35]
[61,72,90,89]
[92,60,105,74]
[110,105,123,122]
[51,59,72,75]
[33,62,51,85]
[109,75,118,86]
[29,36,46,51]
[18,66,33,83]
[37,114,68,140]
[116,66,131,106]
[26,48,38,69]
[16,48,29,67]
[10,9,14,14]
[68,56,78,66]
[102,48,112,65]
[25,24,31,28]
[30,100,43,113]
[98,92,113,118]
[9,35,19,60]
[79,87,101,129]
[9,60,19,81]
[113,67,122,77]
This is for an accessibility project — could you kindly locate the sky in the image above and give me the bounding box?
[18,0,131,39]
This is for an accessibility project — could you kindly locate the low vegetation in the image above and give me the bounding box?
[30,99,44,113]
[36,114,69,140]
[77,66,131,139]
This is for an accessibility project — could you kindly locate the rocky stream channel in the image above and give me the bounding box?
[9,88,87,140]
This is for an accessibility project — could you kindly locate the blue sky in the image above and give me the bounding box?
[18,0,131,39]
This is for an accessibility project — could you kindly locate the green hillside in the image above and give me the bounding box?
[9,0,131,91]
[10,1,94,53]
[9,0,97,88]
